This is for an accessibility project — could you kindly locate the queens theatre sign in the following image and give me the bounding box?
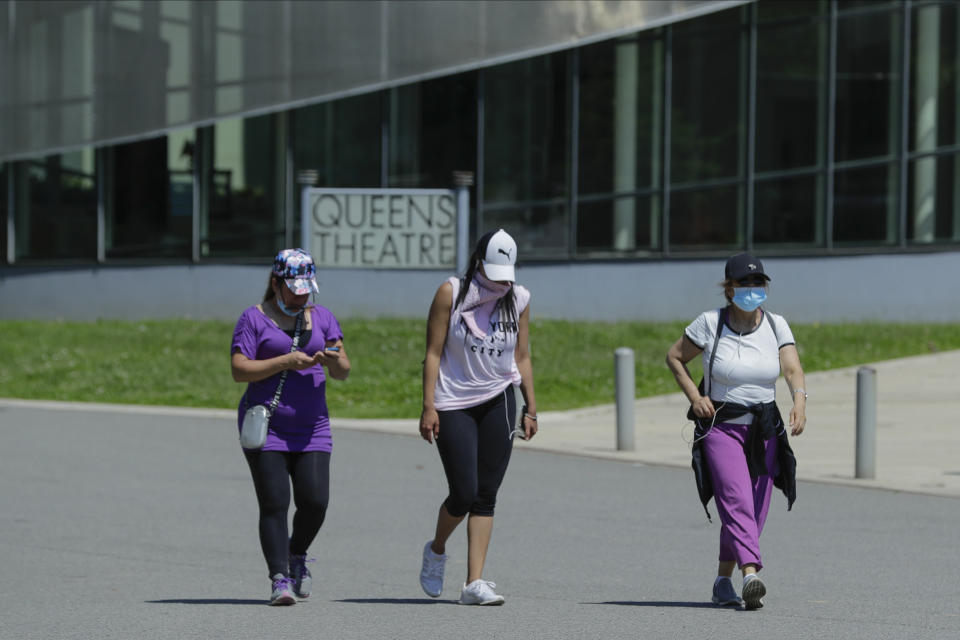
[301,188,457,269]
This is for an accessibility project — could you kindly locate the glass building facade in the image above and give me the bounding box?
[3,0,959,266]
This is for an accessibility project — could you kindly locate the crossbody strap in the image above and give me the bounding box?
[268,311,304,416]
[704,307,727,399]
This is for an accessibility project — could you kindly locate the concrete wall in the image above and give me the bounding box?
[1,251,958,323]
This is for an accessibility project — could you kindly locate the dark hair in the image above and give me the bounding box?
[455,230,517,325]
[263,274,281,302]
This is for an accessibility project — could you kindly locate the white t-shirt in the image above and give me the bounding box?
[434,277,531,411]
[685,308,795,407]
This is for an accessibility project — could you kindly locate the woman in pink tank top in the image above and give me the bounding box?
[416,229,538,606]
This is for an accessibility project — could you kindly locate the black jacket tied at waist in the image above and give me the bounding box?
[689,400,797,521]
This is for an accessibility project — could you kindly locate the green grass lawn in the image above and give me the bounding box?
[0,318,958,418]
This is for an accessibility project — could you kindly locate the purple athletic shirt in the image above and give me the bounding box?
[231,304,344,452]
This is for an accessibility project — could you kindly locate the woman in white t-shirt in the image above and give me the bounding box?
[416,229,538,606]
[666,253,807,611]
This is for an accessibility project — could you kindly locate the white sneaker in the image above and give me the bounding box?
[419,540,447,597]
[742,574,766,610]
[459,579,505,605]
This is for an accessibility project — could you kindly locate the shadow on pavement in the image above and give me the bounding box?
[146,598,265,606]
[334,598,455,605]
[587,601,720,609]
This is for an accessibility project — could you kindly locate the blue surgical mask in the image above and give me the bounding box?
[732,287,767,312]
[275,295,301,317]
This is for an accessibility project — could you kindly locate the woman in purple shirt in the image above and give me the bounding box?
[231,249,351,605]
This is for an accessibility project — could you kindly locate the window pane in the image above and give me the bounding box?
[160,3,193,126]
[909,2,960,152]
[756,18,826,171]
[754,174,822,247]
[835,9,901,162]
[484,204,567,259]
[0,164,7,261]
[907,153,960,244]
[578,35,661,197]
[292,93,382,243]
[14,152,97,260]
[671,9,745,183]
[757,0,828,22]
[292,94,381,188]
[833,163,898,246]
[106,132,193,258]
[837,1,897,12]
[576,196,658,254]
[669,185,741,251]
[388,72,477,189]
[205,114,283,257]
[483,52,569,205]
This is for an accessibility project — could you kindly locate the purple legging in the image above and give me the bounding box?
[702,422,779,570]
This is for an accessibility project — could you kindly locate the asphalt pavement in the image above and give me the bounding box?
[2,348,959,640]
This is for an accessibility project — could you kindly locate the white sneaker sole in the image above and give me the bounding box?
[459,597,505,606]
[742,578,766,610]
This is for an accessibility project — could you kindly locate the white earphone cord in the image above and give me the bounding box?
[681,325,786,447]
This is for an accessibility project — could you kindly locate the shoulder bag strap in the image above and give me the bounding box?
[704,307,726,398]
[267,311,304,416]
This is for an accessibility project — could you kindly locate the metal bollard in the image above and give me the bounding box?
[615,347,635,451]
[855,366,876,479]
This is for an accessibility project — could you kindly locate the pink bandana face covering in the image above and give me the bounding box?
[460,272,512,339]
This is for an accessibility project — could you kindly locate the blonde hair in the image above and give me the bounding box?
[719,278,735,303]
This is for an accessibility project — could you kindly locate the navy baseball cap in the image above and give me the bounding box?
[724,253,770,282]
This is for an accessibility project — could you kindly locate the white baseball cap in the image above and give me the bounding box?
[479,229,517,282]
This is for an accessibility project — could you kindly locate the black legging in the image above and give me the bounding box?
[436,388,516,518]
[243,450,330,577]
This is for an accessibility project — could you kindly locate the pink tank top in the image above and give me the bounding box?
[434,277,531,411]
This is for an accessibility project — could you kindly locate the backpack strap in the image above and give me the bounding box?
[704,307,727,398]
[764,308,781,345]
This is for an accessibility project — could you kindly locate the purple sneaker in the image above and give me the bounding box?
[289,554,314,599]
[269,574,296,606]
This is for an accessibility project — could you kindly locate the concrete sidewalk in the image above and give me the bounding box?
[2,350,958,498]
[328,349,960,499]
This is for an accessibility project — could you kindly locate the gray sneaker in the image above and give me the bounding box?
[419,540,447,598]
[742,574,766,610]
[289,554,313,599]
[269,574,296,606]
[711,576,742,606]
